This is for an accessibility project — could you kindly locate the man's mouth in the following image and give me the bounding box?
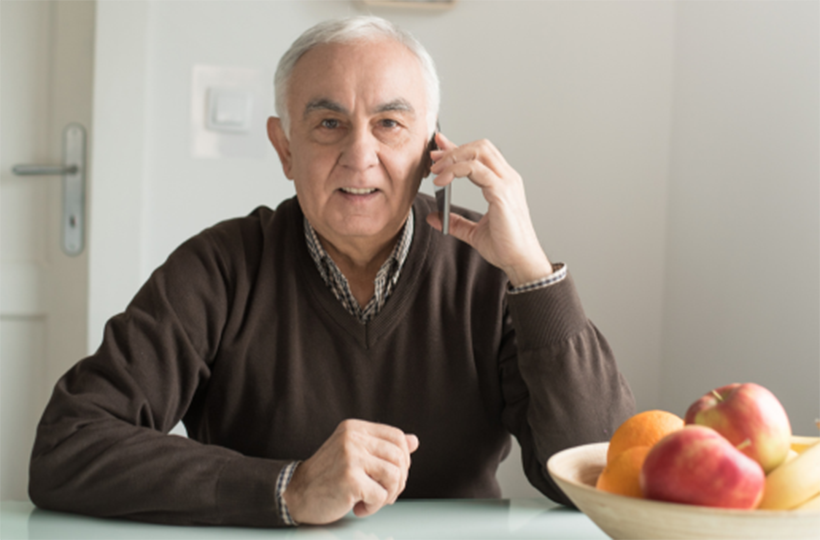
[339,187,378,195]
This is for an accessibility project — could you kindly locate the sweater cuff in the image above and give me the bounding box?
[506,271,589,350]
[215,455,287,527]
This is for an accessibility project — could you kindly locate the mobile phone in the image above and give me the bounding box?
[435,183,451,236]
[430,128,451,235]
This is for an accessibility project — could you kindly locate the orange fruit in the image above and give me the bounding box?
[606,410,684,464]
[596,445,651,498]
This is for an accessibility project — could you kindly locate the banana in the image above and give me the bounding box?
[796,491,820,511]
[758,441,820,510]
[791,435,820,454]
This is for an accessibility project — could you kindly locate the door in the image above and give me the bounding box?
[1,0,95,500]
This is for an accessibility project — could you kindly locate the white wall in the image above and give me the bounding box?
[659,1,820,434]
[88,1,149,351]
[91,0,675,496]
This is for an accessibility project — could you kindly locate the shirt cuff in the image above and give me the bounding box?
[276,461,300,526]
[508,263,567,294]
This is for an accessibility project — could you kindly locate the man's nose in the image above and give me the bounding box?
[339,126,379,171]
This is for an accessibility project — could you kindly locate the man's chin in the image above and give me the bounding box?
[325,216,403,243]
[332,224,390,240]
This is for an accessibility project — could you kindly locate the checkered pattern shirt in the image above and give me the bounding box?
[304,212,415,324]
[275,211,567,526]
[275,461,299,526]
[508,262,567,294]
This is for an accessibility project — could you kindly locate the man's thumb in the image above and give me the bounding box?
[443,213,477,247]
[406,434,420,453]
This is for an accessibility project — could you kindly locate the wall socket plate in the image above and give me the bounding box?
[206,88,252,133]
[191,65,271,159]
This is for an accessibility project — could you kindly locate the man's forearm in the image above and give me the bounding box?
[30,364,290,527]
[500,272,636,500]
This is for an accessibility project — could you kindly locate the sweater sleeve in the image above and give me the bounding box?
[498,271,636,505]
[28,226,290,527]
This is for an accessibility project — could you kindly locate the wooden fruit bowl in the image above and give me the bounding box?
[546,441,820,540]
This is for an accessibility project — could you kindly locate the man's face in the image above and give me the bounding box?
[268,38,431,252]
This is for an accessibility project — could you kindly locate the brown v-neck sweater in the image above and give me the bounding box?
[29,194,635,527]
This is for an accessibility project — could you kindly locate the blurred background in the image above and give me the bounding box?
[2,0,817,501]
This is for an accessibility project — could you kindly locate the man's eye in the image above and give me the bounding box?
[320,119,339,129]
[380,119,399,129]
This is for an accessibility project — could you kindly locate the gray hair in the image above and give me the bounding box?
[274,16,440,138]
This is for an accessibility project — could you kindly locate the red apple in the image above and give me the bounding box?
[640,425,765,509]
[685,382,791,473]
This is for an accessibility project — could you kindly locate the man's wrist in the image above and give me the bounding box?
[509,263,567,294]
[504,255,553,288]
[277,461,300,526]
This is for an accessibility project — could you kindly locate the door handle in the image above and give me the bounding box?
[12,164,78,176]
[11,123,86,256]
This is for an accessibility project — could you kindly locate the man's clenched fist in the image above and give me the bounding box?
[282,419,420,525]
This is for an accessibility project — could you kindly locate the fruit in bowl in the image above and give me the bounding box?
[547,442,820,540]
[547,384,819,538]
[640,425,765,509]
[595,445,651,498]
[606,410,684,464]
[685,382,792,473]
[759,439,820,509]
[594,410,683,498]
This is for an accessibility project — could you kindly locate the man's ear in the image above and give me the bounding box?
[267,117,294,179]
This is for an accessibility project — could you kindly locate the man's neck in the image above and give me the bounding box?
[319,232,396,282]
[315,218,407,307]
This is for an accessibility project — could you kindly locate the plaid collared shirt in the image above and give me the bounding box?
[304,211,415,324]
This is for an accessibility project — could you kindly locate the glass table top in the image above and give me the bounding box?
[1,498,608,540]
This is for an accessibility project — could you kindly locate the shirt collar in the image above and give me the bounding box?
[303,210,415,322]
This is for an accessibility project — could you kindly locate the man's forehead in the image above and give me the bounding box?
[288,38,427,116]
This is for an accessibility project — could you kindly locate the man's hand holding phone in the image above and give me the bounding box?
[425,132,553,287]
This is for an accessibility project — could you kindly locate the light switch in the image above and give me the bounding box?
[206,88,252,133]
[192,65,270,159]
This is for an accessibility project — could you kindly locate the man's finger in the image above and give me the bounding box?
[361,439,413,503]
[354,422,416,503]
[430,145,478,171]
[426,212,479,248]
[426,212,444,233]
[444,213,479,248]
[431,137,509,177]
[359,421,414,457]
[352,472,390,518]
[429,132,459,166]
[435,131,458,151]
[336,420,416,505]
[433,160,498,190]
[361,457,403,508]
[405,434,419,453]
[363,435,410,473]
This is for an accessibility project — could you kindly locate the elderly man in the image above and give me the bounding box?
[29,16,634,527]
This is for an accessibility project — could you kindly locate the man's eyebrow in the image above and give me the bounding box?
[303,99,348,118]
[302,98,415,118]
[376,99,415,114]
